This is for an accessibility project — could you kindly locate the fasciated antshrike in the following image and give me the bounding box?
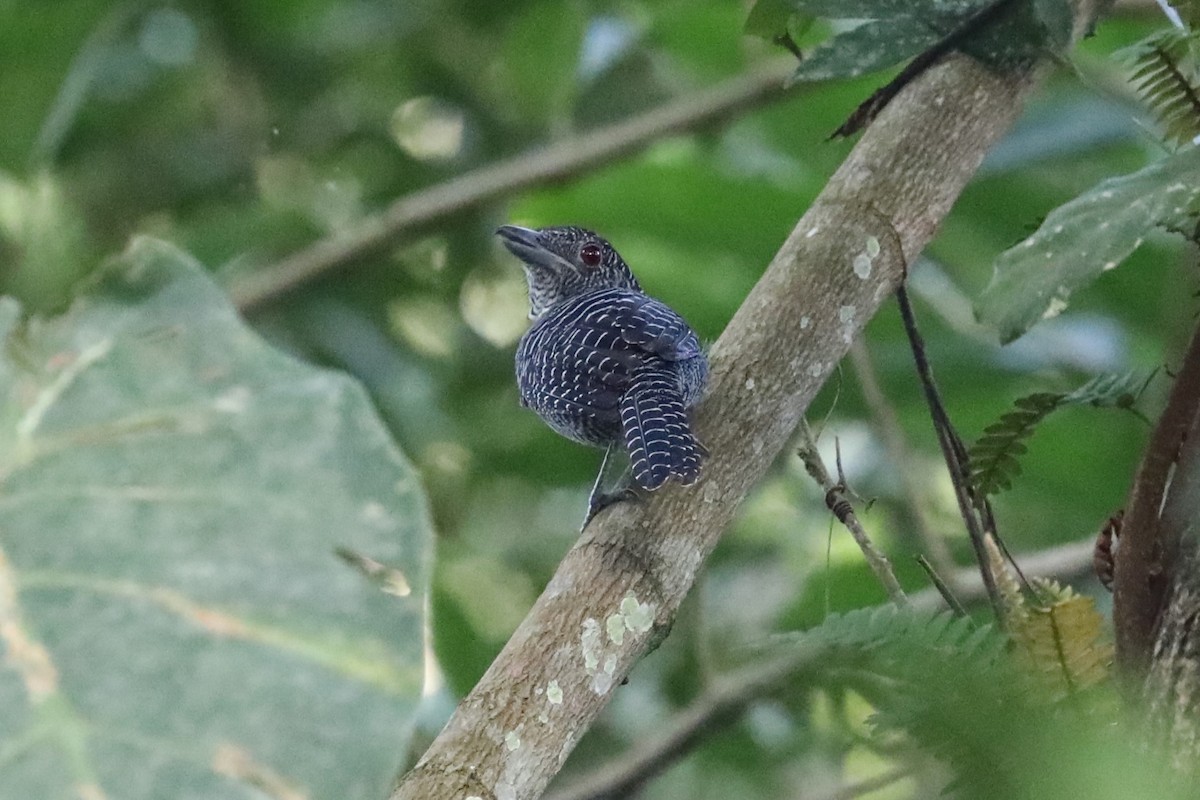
[498,224,708,526]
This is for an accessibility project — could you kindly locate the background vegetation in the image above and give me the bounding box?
[1,0,1196,798]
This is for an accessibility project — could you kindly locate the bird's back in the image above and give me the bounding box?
[516,286,707,487]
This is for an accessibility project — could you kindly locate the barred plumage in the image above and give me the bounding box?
[498,225,708,523]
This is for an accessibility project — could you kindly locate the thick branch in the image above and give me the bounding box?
[228,60,795,313]
[392,7,1100,798]
[1115,320,1200,674]
[1139,319,1200,766]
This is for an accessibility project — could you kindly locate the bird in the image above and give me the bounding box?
[497,224,708,527]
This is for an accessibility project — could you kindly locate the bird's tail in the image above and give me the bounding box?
[620,373,704,491]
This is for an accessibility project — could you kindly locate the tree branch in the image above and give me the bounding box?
[544,534,1097,800]
[1114,319,1200,675]
[228,60,796,313]
[1135,319,1200,765]
[392,5,1101,797]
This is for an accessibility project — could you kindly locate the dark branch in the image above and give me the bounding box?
[1115,319,1200,675]
[895,286,1006,621]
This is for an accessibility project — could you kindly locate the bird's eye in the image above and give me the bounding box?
[579,243,603,267]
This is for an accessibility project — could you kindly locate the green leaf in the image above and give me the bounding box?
[0,239,431,799]
[1121,29,1200,148]
[790,18,946,82]
[785,0,970,19]
[744,0,796,39]
[956,0,1074,69]
[978,146,1200,342]
[968,372,1152,496]
[786,0,1076,83]
[1032,0,1074,52]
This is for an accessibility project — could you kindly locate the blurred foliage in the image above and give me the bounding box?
[2,0,1199,798]
[748,605,1169,800]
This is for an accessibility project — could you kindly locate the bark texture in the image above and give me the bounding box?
[393,6,1101,798]
[1114,323,1200,674]
[1138,322,1200,767]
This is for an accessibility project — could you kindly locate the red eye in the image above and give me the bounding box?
[579,243,603,267]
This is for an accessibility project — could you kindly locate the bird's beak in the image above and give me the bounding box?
[496,225,571,274]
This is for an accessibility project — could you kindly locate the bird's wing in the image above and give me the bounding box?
[611,293,702,361]
[556,290,700,388]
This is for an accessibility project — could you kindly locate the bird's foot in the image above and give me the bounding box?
[580,486,639,533]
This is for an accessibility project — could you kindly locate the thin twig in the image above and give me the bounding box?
[229,60,796,313]
[849,339,959,588]
[909,536,1096,611]
[797,420,909,606]
[916,555,967,617]
[895,286,1006,623]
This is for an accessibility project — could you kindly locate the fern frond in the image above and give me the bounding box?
[763,606,1003,666]
[969,392,1060,496]
[762,602,1118,795]
[981,538,1114,703]
[1010,590,1114,702]
[968,372,1151,497]
[1125,29,1200,147]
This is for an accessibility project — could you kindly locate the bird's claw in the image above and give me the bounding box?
[581,487,639,532]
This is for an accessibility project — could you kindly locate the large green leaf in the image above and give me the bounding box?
[786,0,1074,83]
[790,18,944,81]
[784,0,963,19]
[978,146,1200,342]
[0,239,430,800]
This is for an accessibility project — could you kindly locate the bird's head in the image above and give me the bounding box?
[497,225,640,318]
